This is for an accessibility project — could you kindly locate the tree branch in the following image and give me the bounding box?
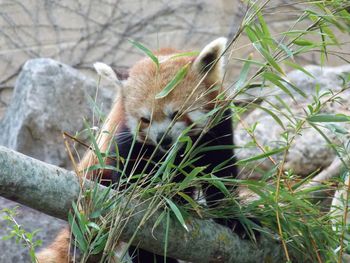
[0,146,286,263]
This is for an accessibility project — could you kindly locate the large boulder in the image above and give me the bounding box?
[0,58,115,262]
[0,58,115,167]
[235,65,350,178]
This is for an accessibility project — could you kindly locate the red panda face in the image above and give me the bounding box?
[119,38,227,150]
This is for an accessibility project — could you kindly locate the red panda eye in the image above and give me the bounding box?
[140,117,150,124]
[170,111,179,120]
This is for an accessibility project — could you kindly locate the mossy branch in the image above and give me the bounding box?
[0,145,286,262]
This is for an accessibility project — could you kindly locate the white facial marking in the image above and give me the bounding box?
[126,114,139,133]
[139,108,151,119]
[125,108,151,139]
[188,110,208,127]
[126,106,204,146]
[171,121,187,139]
[148,119,171,144]
[164,103,176,116]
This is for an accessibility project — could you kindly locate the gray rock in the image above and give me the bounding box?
[0,58,115,262]
[0,58,115,168]
[235,65,350,178]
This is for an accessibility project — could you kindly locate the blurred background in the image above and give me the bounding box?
[1,0,349,117]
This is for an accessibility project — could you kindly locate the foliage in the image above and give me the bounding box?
[1,207,42,263]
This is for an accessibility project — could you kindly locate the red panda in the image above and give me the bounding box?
[36,37,237,263]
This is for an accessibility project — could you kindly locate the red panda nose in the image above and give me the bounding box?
[157,134,172,149]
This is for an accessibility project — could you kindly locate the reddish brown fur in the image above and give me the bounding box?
[154,48,179,56]
[36,228,71,263]
[78,96,125,178]
[124,54,218,127]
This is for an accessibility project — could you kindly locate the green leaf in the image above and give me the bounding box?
[68,212,88,252]
[245,26,258,42]
[278,43,294,59]
[84,121,104,167]
[177,192,199,210]
[284,61,314,78]
[164,211,170,261]
[326,124,349,135]
[245,25,284,74]
[236,147,286,165]
[87,164,122,173]
[87,222,101,231]
[155,63,190,99]
[265,72,306,98]
[235,55,252,90]
[257,43,285,74]
[170,51,199,59]
[178,135,193,155]
[129,39,159,68]
[208,174,230,196]
[263,72,294,98]
[180,166,206,188]
[90,232,109,254]
[254,104,285,129]
[293,39,315,46]
[164,197,189,231]
[308,114,350,123]
[153,211,166,232]
[257,11,271,40]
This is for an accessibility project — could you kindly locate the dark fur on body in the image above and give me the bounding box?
[102,109,237,263]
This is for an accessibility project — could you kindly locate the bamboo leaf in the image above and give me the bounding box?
[263,72,294,99]
[129,39,159,68]
[155,63,190,99]
[170,51,199,59]
[84,121,104,167]
[236,147,286,165]
[180,166,206,188]
[246,25,284,73]
[293,39,315,46]
[254,104,285,129]
[87,222,100,231]
[284,61,314,78]
[164,211,170,261]
[209,174,230,196]
[256,43,285,74]
[235,55,252,90]
[164,197,189,232]
[177,192,199,210]
[90,232,109,254]
[308,114,350,123]
[68,212,88,252]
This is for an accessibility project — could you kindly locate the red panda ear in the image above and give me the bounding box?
[93,62,127,87]
[192,37,227,83]
[112,67,129,81]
